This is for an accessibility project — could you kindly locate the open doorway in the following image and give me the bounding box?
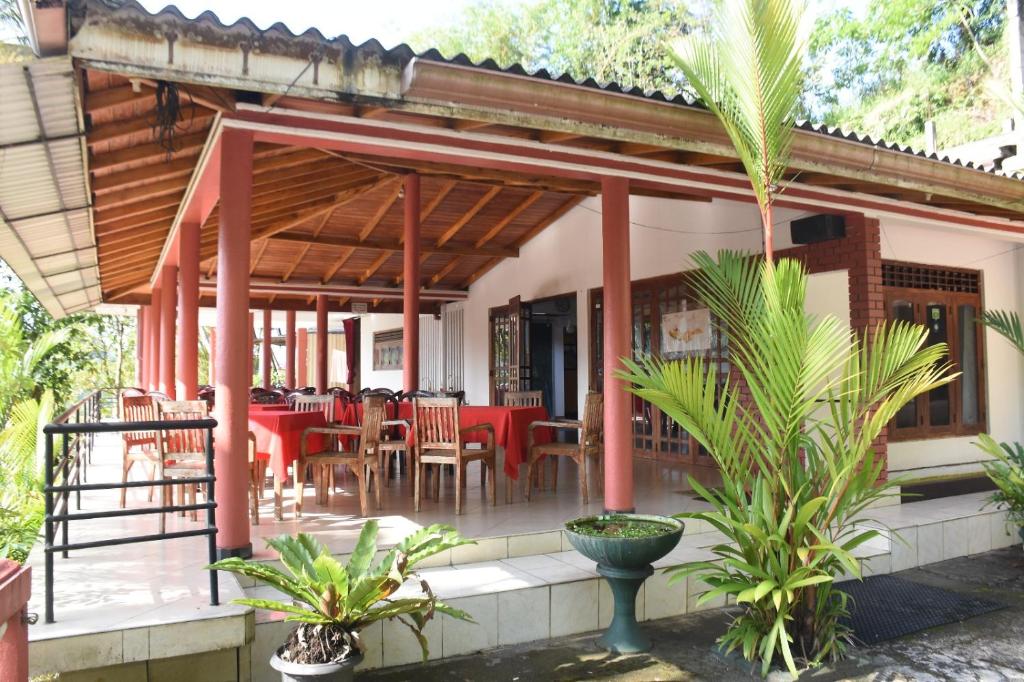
[528,295,578,419]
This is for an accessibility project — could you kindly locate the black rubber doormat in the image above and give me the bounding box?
[837,574,1006,645]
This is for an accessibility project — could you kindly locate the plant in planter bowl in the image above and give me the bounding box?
[564,513,683,653]
[975,435,1024,547]
[209,521,473,682]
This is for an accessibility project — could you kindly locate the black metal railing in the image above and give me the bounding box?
[42,389,219,623]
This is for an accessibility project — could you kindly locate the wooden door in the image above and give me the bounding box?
[508,296,532,394]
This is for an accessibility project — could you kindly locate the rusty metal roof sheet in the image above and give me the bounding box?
[72,0,1022,180]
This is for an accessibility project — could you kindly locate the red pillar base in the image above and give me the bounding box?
[0,561,30,682]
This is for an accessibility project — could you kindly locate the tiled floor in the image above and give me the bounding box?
[27,432,715,641]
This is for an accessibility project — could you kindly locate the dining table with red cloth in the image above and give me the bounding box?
[247,408,327,480]
[338,402,551,480]
[248,403,290,413]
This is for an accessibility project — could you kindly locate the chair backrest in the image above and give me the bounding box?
[503,390,543,407]
[291,394,335,422]
[400,389,436,402]
[252,392,282,404]
[329,387,356,407]
[358,395,386,457]
[156,400,210,461]
[413,397,461,453]
[147,390,170,401]
[121,395,156,445]
[247,431,257,464]
[121,387,145,398]
[581,392,604,446]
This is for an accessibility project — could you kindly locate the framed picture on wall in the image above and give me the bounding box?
[660,308,712,356]
[373,329,403,371]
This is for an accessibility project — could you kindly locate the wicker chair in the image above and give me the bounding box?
[525,392,603,505]
[412,397,496,515]
[502,390,543,407]
[155,400,210,533]
[300,396,385,516]
[119,395,158,508]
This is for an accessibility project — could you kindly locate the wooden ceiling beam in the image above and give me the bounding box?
[474,191,542,248]
[420,180,456,223]
[91,156,197,194]
[94,191,186,225]
[250,239,270,275]
[95,206,179,236]
[449,119,492,131]
[271,232,518,259]
[436,186,502,247]
[87,109,216,147]
[94,176,190,209]
[358,180,403,241]
[319,247,357,284]
[356,252,393,285]
[427,257,461,288]
[537,130,581,144]
[85,84,155,115]
[282,209,334,283]
[89,131,209,172]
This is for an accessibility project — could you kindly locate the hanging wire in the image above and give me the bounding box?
[152,80,197,161]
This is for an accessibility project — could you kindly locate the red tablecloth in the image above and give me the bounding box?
[248,403,289,412]
[248,409,327,479]
[459,406,551,479]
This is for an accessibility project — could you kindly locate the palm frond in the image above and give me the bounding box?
[979,309,1024,355]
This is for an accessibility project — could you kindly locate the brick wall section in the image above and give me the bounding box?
[776,213,888,480]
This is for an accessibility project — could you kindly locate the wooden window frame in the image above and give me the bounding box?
[883,260,987,442]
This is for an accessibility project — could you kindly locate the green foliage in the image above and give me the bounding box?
[804,0,1008,148]
[975,310,1024,531]
[411,0,694,97]
[209,522,475,662]
[975,434,1024,529]
[619,251,954,677]
[667,0,809,252]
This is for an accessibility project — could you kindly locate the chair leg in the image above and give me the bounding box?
[524,456,534,501]
[414,461,422,512]
[250,467,259,526]
[120,457,130,508]
[433,464,441,501]
[578,454,588,506]
[356,470,368,517]
[552,457,559,494]
[479,460,486,487]
[273,474,284,520]
[295,461,305,517]
[455,461,463,515]
[373,467,382,510]
[488,458,497,506]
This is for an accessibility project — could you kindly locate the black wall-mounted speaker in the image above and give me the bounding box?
[790,214,846,245]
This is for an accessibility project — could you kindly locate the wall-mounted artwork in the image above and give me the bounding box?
[373,329,404,371]
[660,308,712,356]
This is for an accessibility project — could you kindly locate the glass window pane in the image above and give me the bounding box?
[959,304,979,426]
[926,303,950,427]
[891,300,917,429]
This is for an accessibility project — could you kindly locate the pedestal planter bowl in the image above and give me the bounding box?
[565,513,684,653]
[270,649,363,682]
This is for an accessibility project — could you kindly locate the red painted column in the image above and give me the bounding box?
[0,560,30,681]
[177,221,200,400]
[149,289,161,392]
[297,328,309,388]
[601,177,634,512]
[213,128,254,558]
[208,328,216,385]
[135,307,144,387]
[403,173,420,392]
[285,310,296,389]
[159,264,177,398]
[262,308,273,389]
[316,295,328,393]
[248,312,255,387]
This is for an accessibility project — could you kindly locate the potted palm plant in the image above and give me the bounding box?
[209,521,473,681]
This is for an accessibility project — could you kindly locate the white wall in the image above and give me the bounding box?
[877,218,1024,478]
[463,195,790,406]
[360,313,406,391]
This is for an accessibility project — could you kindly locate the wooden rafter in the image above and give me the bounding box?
[358,180,402,241]
[271,232,518,258]
[88,109,216,148]
[282,210,334,282]
[436,186,501,247]
[357,252,392,285]
[250,239,270,275]
[320,247,357,284]
[90,131,209,172]
[474,191,543,248]
[85,84,155,114]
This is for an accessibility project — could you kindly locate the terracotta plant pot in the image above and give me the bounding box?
[565,513,684,654]
[270,649,363,682]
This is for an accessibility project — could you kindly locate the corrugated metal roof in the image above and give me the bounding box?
[75,0,1023,181]
[0,57,99,318]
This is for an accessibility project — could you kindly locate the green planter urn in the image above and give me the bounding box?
[565,514,684,654]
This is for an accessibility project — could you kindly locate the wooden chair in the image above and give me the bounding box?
[525,392,603,505]
[247,432,272,525]
[147,390,170,401]
[291,394,335,422]
[155,400,210,533]
[379,417,410,486]
[299,395,385,517]
[412,397,497,515]
[252,392,282,405]
[503,390,543,407]
[119,395,159,508]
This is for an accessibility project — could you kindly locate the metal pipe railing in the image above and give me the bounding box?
[41,390,219,624]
